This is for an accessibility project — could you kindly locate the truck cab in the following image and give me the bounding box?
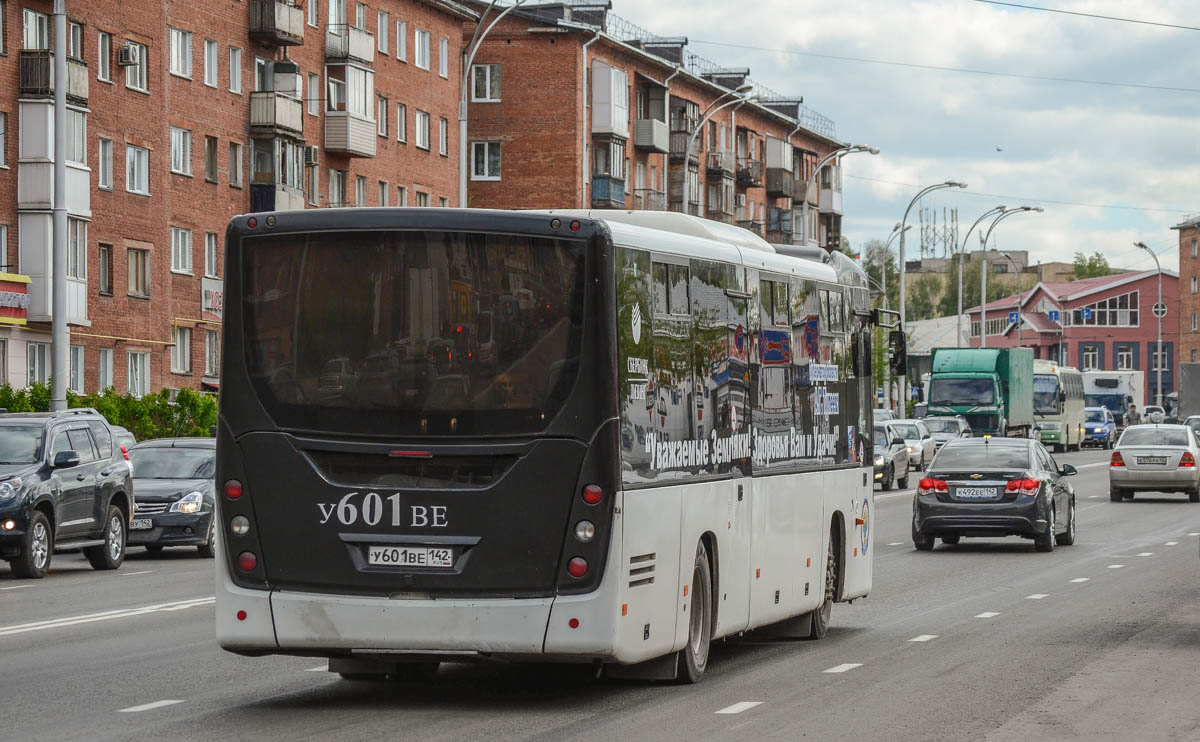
[926,348,1034,438]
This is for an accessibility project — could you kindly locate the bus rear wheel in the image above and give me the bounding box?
[676,542,712,684]
[805,535,837,640]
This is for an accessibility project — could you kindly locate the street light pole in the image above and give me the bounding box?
[977,206,1042,349]
[957,206,1006,346]
[800,143,879,247]
[1000,251,1022,348]
[879,223,909,411]
[1135,241,1163,407]
[898,181,967,332]
[681,84,755,212]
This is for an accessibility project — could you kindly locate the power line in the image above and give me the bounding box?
[687,39,1200,94]
[972,1,1200,33]
[845,173,1193,215]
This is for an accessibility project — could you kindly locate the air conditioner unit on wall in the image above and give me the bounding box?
[304,145,320,166]
[117,42,138,66]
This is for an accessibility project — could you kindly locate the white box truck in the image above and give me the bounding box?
[1083,370,1144,428]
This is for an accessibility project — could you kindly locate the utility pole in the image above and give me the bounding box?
[51,0,68,411]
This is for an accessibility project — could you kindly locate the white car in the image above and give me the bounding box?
[888,419,937,471]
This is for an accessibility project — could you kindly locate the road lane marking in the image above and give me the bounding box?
[1074,462,1110,469]
[1189,533,1199,536]
[0,585,33,591]
[1026,594,1049,600]
[118,700,185,713]
[1138,552,1153,557]
[909,635,938,642]
[823,664,862,673]
[1070,578,1090,583]
[0,597,214,637]
[306,665,327,672]
[122,570,155,576]
[716,701,764,714]
[887,542,903,546]
[1108,564,1125,569]
[1088,495,1099,499]
[974,612,1000,618]
[1165,541,1179,546]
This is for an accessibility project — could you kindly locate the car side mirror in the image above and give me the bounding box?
[891,437,906,447]
[1059,464,1078,477]
[53,451,80,468]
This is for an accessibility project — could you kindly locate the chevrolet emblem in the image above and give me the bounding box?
[970,474,983,479]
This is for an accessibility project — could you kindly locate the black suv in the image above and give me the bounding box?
[0,409,134,578]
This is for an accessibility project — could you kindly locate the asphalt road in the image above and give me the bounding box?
[2,446,1199,742]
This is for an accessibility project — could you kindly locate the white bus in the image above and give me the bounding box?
[215,208,896,683]
[1034,360,1086,452]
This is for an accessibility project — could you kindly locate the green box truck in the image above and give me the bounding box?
[926,348,1034,438]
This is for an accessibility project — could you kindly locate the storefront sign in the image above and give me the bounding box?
[202,276,224,320]
[0,273,32,326]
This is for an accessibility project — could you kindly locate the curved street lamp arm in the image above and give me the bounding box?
[960,206,1006,254]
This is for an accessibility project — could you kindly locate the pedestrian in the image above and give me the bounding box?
[1126,404,1142,426]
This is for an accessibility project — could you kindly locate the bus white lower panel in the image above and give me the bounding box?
[216,549,279,652]
[831,467,873,601]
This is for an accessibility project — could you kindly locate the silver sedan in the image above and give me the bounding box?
[889,419,937,471]
[1109,424,1200,502]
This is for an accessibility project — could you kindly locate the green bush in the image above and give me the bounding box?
[0,382,216,440]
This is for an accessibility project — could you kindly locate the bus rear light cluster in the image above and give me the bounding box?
[917,478,948,495]
[230,515,251,536]
[567,557,589,578]
[1110,451,1125,467]
[224,479,244,500]
[574,520,595,542]
[582,484,603,505]
[1181,452,1196,468]
[1005,478,1041,496]
[237,551,258,572]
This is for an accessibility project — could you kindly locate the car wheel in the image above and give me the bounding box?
[884,465,894,491]
[897,469,909,489]
[84,506,126,570]
[676,541,713,684]
[913,527,934,551]
[941,534,960,545]
[10,510,52,579]
[144,544,164,554]
[389,662,439,682]
[1035,506,1056,552]
[804,536,837,641]
[1109,487,1124,502]
[197,518,216,558]
[1190,489,1200,504]
[1056,498,1076,546]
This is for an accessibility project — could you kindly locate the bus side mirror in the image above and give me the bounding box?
[888,330,907,376]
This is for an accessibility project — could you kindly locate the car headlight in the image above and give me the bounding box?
[169,491,205,514]
[906,446,914,453]
[0,477,23,502]
[874,455,884,466]
[1093,427,1104,433]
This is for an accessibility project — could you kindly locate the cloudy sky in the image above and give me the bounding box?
[616,0,1195,273]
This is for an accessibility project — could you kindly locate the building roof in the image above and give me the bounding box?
[966,269,1177,314]
[906,314,968,354]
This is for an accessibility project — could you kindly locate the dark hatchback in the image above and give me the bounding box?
[126,438,216,557]
[912,437,1078,552]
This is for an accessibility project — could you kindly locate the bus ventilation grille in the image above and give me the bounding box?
[629,553,656,588]
[305,450,519,490]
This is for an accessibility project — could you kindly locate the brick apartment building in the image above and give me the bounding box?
[1174,216,1200,365]
[463,2,847,249]
[0,0,473,396]
[966,269,1179,404]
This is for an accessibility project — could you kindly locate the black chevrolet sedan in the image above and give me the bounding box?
[912,437,1077,552]
[126,438,216,557]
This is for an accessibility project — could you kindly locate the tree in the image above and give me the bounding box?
[907,274,943,322]
[863,239,899,311]
[1073,251,1112,279]
[940,253,1010,317]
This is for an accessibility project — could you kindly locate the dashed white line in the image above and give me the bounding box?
[0,597,214,637]
[0,584,33,591]
[1026,594,1049,600]
[824,663,863,673]
[909,635,938,642]
[1088,495,1100,499]
[118,700,185,713]
[122,570,155,576]
[974,612,1001,618]
[716,701,764,714]
[1189,533,1199,537]
[1165,541,1179,546]
[306,665,327,672]
[1108,564,1125,569]
[1137,552,1153,557]
[887,542,903,546]
[1070,578,1091,583]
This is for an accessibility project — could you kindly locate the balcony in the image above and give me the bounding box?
[19,51,88,105]
[591,176,626,208]
[326,24,374,64]
[325,112,377,157]
[669,132,698,164]
[706,209,733,224]
[765,227,793,244]
[737,220,764,237]
[250,0,305,46]
[819,186,844,215]
[250,182,306,212]
[670,201,700,216]
[707,150,735,175]
[633,189,666,211]
[766,168,795,199]
[250,91,304,135]
[737,158,764,188]
[634,119,669,153]
[670,113,698,134]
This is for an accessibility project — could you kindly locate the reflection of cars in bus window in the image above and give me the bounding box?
[316,357,356,403]
[425,375,470,410]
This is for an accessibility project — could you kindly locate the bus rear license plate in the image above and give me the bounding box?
[367,546,453,568]
[130,518,154,530]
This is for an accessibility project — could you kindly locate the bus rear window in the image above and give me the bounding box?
[242,230,586,436]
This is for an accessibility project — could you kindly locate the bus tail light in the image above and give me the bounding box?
[1181,452,1196,468]
[1110,451,1125,467]
[224,479,244,499]
[574,520,595,542]
[237,551,258,572]
[230,515,251,536]
[567,557,589,578]
[582,484,603,505]
[917,478,947,495]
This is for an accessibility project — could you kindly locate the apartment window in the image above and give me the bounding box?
[308,0,318,27]
[438,118,448,156]
[415,29,430,70]
[1193,239,1198,259]
[0,226,5,262]
[1194,349,1199,364]
[1193,313,1198,332]
[98,348,113,390]
[69,345,84,393]
[125,41,148,91]
[307,74,319,115]
[171,227,193,273]
[472,141,501,180]
[0,113,7,168]
[205,232,218,277]
[1082,346,1098,371]
[23,9,48,49]
[204,39,218,86]
[1192,276,1197,294]
[472,64,501,101]
[325,65,372,117]
[378,11,389,53]
[97,137,112,189]
[1152,345,1168,371]
[397,185,407,206]
[68,21,82,59]
[439,197,448,208]
[396,19,407,60]
[97,31,112,81]
[329,0,345,24]
[172,326,192,374]
[396,103,407,142]
[377,95,388,136]
[170,127,192,175]
[204,136,218,182]
[205,330,220,377]
[229,46,242,93]
[378,180,388,206]
[355,2,366,28]
[66,109,86,165]
[98,243,113,295]
[229,141,243,188]
[126,145,150,194]
[169,27,192,78]
[438,37,449,78]
[329,168,346,206]
[307,164,319,205]
[128,351,150,398]
[255,57,270,92]
[67,218,86,279]
[415,191,430,207]
[28,343,49,384]
[415,110,430,149]
[355,175,366,206]
[128,248,150,297]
